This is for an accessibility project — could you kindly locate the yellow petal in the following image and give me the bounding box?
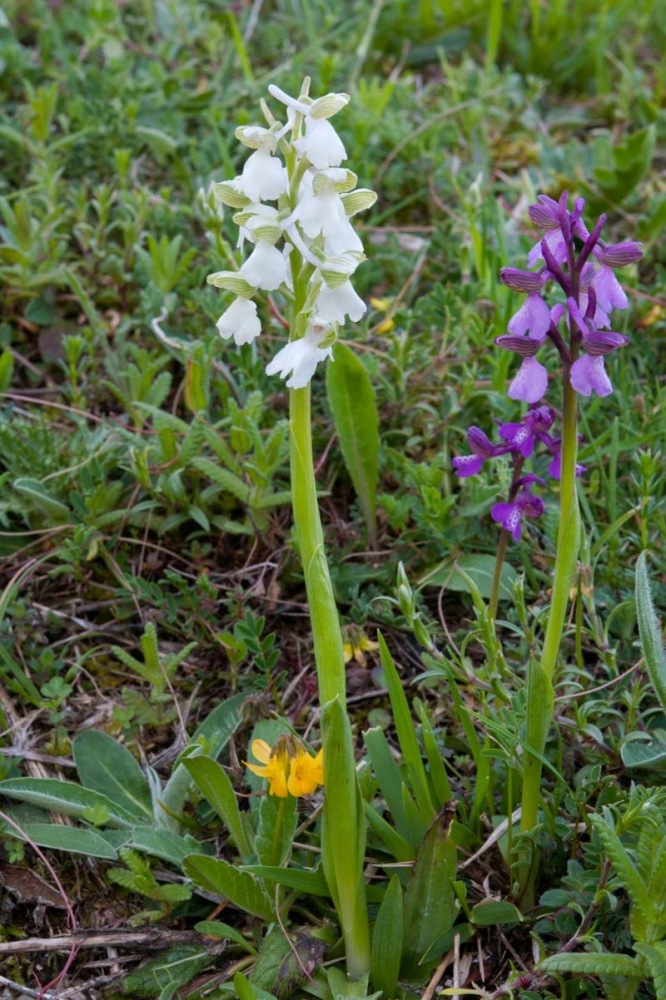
[287,749,324,797]
[251,739,272,763]
[342,642,353,664]
[267,762,289,797]
[245,760,270,779]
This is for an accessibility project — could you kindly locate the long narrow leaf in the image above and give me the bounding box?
[378,634,435,822]
[635,551,666,713]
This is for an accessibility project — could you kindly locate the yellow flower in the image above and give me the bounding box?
[245,736,324,798]
[342,625,379,665]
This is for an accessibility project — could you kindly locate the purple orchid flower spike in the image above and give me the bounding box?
[491,476,546,541]
[452,426,502,478]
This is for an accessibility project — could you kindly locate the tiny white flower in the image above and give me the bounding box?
[265,323,334,388]
[294,117,347,169]
[241,241,289,291]
[237,147,288,202]
[216,297,261,345]
[297,188,362,255]
[316,281,366,323]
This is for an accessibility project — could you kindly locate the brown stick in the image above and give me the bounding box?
[0,928,219,955]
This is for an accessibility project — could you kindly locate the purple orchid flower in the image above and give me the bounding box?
[498,405,556,458]
[495,335,549,403]
[452,426,504,478]
[491,476,546,541]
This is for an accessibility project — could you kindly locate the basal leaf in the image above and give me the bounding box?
[0,778,138,828]
[73,730,153,821]
[9,822,118,859]
[401,803,457,980]
[371,874,403,999]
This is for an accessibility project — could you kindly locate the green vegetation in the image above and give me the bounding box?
[1,1,665,997]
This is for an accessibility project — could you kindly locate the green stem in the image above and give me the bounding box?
[289,384,370,979]
[519,375,580,892]
[489,529,509,620]
[289,386,346,706]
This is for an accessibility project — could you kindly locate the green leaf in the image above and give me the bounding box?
[255,788,297,868]
[635,552,666,715]
[363,800,415,863]
[242,865,330,897]
[320,696,367,925]
[13,478,71,521]
[123,828,203,866]
[0,347,13,392]
[73,730,153,822]
[634,942,666,1000]
[119,946,211,999]
[539,952,646,978]
[8,822,118,859]
[183,854,275,920]
[183,754,253,860]
[419,554,517,601]
[192,457,251,504]
[234,972,261,1000]
[377,634,435,822]
[371,874,403,999]
[326,342,379,543]
[621,739,666,769]
[363,727,412,846]
[161,692,247,817]
[401,804,457,980]
[591,813,653,926]
[195,920,256,953]
[470,899,523,927]
[594,125,655,204]
[0,778,138,828]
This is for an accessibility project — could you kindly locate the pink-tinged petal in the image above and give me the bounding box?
[507,293,551,340]
[570,354,613,397]
[508,357,549,404]
[592,265,629,313]
[527,229,567,268]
